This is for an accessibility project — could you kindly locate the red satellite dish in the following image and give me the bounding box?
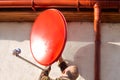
[30,9,67,66]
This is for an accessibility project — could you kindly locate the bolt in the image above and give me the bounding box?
[12,48,21,56]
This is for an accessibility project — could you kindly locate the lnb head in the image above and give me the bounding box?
[13,48,21,56]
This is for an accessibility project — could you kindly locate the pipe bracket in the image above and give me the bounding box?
[31,0,36,11]
[77,0,80,11]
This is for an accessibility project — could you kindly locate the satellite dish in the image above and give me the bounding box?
[30,9,67,66]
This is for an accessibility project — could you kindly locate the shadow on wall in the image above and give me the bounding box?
[100,23,120,80]
[62,22,94,80]
[0,22,94,42]
[65,44,94,80]
[63,22,120,80]
[71,43,120,80]
[74,44,94,80]
[67,22,94,42]
[101,43,120,80]
[0,22,32,41]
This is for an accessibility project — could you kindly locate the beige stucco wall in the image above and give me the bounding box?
[0,22,120,80]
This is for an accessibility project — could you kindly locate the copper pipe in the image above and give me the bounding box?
[0,0,78,8]
[0,0,119,9]
[79,0,120,8]
[34,0,79,8]
[94,3,101,80]
[0,0,32,8]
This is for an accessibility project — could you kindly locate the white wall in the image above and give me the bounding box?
[0,22,120,80]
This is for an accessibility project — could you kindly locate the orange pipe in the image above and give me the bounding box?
[94,3,101,80]
[34,0,79,8]
[79,0,120,8]
[0,0,119,9]
[0,0,31,8]
[0,0,78,8]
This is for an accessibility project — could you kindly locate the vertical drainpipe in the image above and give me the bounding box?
[94,3,101,80]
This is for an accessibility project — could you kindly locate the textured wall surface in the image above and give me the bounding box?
[0,22,120,80]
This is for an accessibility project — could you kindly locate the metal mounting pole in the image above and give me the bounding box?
[12,48,45,71]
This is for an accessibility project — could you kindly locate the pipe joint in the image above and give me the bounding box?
[94,3,101,21]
